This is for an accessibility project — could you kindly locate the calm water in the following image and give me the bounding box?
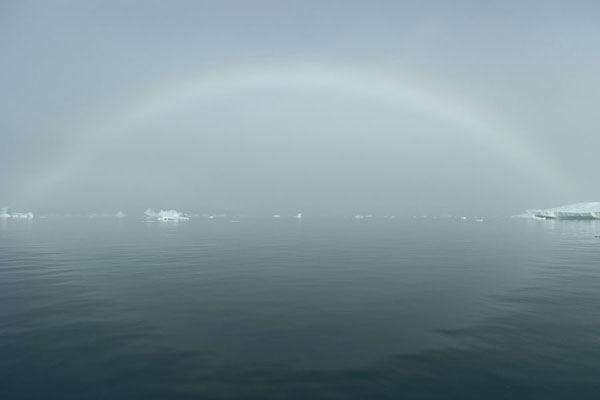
[1,217,599,399]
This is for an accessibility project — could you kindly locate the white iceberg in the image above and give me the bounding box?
[0,207,34,219]
[144,208,190,221]
[529,202,600,220]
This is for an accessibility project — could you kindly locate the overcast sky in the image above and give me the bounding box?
[1,0,599,216]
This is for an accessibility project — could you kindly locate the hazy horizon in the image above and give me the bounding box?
[2,1,599,216]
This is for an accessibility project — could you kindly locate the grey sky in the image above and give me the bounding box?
[1,1,599,216]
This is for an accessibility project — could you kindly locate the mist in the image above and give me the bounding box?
[2,1,599,217]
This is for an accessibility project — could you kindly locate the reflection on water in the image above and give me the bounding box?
[1,218,599,398]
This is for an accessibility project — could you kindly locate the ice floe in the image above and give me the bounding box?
[0,207,34,219]
[144,208,190,221]
[520,202,600,220]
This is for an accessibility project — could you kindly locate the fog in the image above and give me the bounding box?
[2,1,599,216]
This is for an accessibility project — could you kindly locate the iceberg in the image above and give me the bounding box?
[0,207,34,219]
[530,202,600,220]
[144,208,190,221]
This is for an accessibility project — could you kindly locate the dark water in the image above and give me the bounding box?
[1,217,599,399]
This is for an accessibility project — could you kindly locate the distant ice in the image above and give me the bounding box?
[204,214,227,219]
[144,208,190,221]
[520,202,600,220]
[271,214,281,218]
[0,207,34,219]
[295,213,302,219]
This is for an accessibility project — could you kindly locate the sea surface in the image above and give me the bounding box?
[1,216,599,399]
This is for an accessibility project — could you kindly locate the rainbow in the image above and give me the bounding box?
[17,62,572,204]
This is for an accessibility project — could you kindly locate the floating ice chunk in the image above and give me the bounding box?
[205,214,228,219]
[531,202,600,220]
[295,213,302,219]
[0,207,34,219]
[144,208,190,221]
[14,213,33,219]
[354,215,364,219]
[272,214,281,218]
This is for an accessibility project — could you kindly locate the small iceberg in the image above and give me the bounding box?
[144,208,190,221]
[0,207,34,219]
[205,214,227,219]
[295,213,302,219]
[527,202,600,220]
